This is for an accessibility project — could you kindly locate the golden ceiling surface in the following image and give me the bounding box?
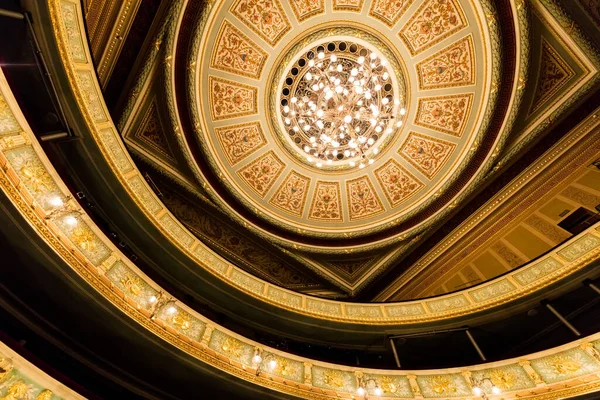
[186,0,499,246]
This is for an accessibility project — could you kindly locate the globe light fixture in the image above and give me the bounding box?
[48,195,64,207]
[356,376,384,398]
[252,349,278,376]
[471,377,502,399]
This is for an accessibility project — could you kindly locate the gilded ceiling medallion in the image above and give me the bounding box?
[190,0,496,245]
[275,37,407,170]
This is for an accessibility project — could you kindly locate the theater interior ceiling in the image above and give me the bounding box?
[0,0,600,398]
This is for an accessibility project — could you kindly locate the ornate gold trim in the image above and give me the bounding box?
[2,19,600,396]
[39,0,600,327]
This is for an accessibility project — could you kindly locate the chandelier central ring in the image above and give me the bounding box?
[276,38,407,170]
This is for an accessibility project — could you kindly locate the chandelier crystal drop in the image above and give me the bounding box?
[280,41,406,169]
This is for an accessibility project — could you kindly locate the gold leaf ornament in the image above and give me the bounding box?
[549,355,581,375]
[489,369,516,390]
[221,337,243,358]
[379,376,398,393]
[2,380,30,400]
[120,275,143,296]
[70,226,97,251]
[36,390,53,400]
[323,370,345,388]
[431,375,456,394]
[171,313,192,331]
[19,160,52,194]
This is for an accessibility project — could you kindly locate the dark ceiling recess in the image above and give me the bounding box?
[559,207,600,235]
[0,1,68,138]
[102,0,162,114]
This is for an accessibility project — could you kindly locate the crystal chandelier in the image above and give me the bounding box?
[280,42,406,169]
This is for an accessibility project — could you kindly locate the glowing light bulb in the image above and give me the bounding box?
[492,386,501,395]
[49,196,63,207]
[374,387,383,396]
[252,354,262,364]
[358,56,365,64]
[472,387,482,397]
[344,115,352,123]
[166,306,177,315]
[356,387,366,396]
[148,295,157,303]
[318,52,325,59]
[64,215,78,226]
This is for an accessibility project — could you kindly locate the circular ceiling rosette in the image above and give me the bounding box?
[177,0,511,252]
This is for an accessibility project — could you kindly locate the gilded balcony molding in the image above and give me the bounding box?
[0,341,86,399]
[2,45,600,398]
[25,0,599,325]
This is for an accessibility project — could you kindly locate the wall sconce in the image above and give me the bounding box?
[252,348,277,376]
[471,377,501,399]
[356,376,383,398]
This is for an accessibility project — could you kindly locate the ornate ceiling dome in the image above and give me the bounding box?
[180,0,504,251]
